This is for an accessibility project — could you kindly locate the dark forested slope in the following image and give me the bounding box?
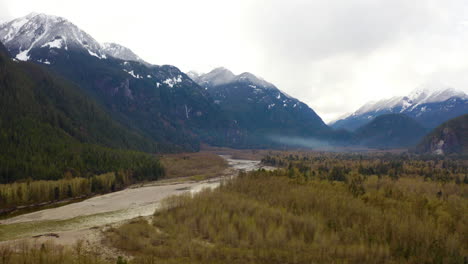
[0,43,163,183]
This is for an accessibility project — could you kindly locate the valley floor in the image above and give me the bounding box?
[0,155,272,248]
[0,150,466,264]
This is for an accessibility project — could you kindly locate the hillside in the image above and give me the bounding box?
[0,13,238,151]
[354,114,428,148]
[0,42,163,183]
[415,114,468,155]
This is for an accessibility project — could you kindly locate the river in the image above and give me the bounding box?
[0,156,273,243]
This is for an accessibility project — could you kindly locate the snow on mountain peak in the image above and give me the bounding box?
[235,72,275,89]
[0,13,145,64]
[408,84,466,105]
[192,67,276,90]
[186,71,202,81]
[353,96,405,115]
[0,13,104,61]
[341,84,467,121]
[101,42,146,64]
[196,67,236,86]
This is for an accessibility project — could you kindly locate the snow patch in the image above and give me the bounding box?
[16,50,30,61]
[163,75,183,88]
[37,59,51,64]
[88,49,101,59]
[41,38,63,49]
[123,69,143,79]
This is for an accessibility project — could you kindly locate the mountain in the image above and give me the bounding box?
[0,13,146,63]
[0,13,105,61]
[0,13,238,151]
[415,114,468,155]
[353,114,428,148]
[101,42,147,64]
[0,41,163,183]
[331,85,468,131]
[189,67,337,147]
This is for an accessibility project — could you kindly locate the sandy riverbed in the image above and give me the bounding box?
[0,156,273,246]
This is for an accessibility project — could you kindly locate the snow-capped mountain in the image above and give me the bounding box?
[188,67,339,147]
[0,13,143,63]
[0,12,347,149]
[331,85,468,131]
[101,42,147,64]
[0,12,241,150]
[191,67,309,112]
[190,67,276,90]
[0,13,105,60]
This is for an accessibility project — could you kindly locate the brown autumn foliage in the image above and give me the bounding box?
[106,153,468,264]
[0,240,108,264]
[160,152,227,180]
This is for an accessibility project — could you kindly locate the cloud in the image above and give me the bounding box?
[247,0,435,62]
[242,0,468,121]
[0,1,11,22]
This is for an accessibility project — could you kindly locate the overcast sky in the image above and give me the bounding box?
[1,0,468,122]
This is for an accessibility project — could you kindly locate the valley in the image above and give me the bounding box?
[0,9,467,264]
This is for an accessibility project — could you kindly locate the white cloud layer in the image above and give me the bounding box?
[2,0,468,121]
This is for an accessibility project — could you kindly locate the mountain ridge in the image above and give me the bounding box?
[189,67,343,147]
[331,85,468,131]
[0,13,240,151]
[0,13,145,63]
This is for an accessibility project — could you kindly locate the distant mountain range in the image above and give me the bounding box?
[0,12,466,153]
[0,13,241,151]
[0,13,341,150]
[188,68,337,147]
[331,85,468,131]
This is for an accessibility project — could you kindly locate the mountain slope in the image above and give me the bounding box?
[0,13,105,61]
[190,68,336,147]
[0,42,163,182]
[101,42,147,64]
[353,114,428,148]
[331,85,468,131]
[415,114,468,155]
[0,13,237,150]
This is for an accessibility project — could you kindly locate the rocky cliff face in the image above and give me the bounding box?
[416,114,467,155]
